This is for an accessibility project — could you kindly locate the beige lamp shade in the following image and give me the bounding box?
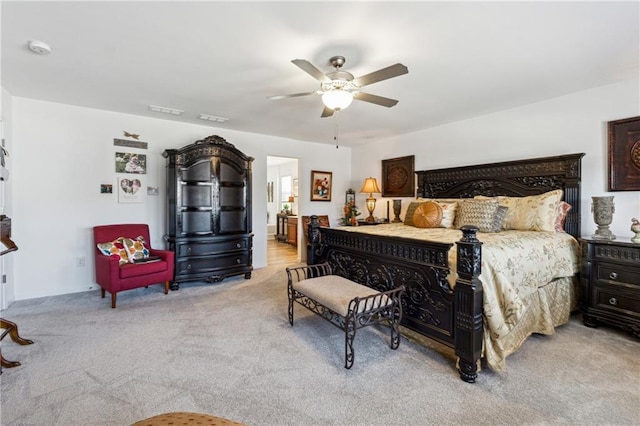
[360,178,381,194]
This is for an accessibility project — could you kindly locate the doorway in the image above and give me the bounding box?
[266,156,299,265]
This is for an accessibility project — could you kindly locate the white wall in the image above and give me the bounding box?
[9,96,351,301]
[351,79,640,239]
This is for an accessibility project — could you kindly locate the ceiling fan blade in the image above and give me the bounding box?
[353,92,399,108]
[353,63,408,87]
[267,91,320,100]
[292,59,332,83]
[321,106,335,118]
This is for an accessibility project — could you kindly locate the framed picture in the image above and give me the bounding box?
[293,178,299,197]
[118,177,144,203]
[382,155,415,197]
[345,188,355,205]
[115,152,146,174]
[310,170,332,201]
[608,116,640,191]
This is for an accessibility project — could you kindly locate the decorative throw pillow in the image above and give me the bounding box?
[124,236,150,263]
[555,201,572,232]
[438,202,458,228]
[413,201,443,228]
[97,237,130,266]
[454,199,500,233]
[406,198,460,226]
[492,206,509,233]
[497,189,563,232]
[404,201,423,226]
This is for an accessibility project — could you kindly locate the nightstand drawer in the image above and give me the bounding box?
[592,244,640,266]
[592,287,640,317]
[595,263,640,286]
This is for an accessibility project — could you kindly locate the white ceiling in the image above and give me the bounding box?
[2,1,638,147]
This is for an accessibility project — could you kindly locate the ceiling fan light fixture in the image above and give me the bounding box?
[322,89,353,111]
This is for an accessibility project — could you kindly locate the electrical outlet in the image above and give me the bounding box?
[76,256,85,267]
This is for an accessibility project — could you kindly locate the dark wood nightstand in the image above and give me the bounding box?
[580,237,640,338]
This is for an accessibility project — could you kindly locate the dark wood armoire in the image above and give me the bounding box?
[163,135,253,290]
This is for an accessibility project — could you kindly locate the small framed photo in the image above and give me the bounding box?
[100,184,113,194]
[310,170,332,201]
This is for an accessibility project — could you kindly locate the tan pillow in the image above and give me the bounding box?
[407,198,461,227]
[498,189,563,232]
[413,201,443,228]
[454,199,500,232]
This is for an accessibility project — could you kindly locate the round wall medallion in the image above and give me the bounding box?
[631,140,640,170]
[387,165,408,190]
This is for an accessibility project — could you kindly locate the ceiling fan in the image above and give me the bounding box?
[268,56,408,118]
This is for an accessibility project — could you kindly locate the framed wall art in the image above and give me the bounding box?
[118,177,144,203]
[310,170,332,201]
[382,155,415,197]
[115,152,146,174]
[608,116,640,191]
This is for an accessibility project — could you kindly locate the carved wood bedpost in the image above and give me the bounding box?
[454,225,483,383]
[307,215,321,265]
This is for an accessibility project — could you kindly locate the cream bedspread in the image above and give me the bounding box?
[337,224,580,370]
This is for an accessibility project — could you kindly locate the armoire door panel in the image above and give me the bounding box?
[181,160,212,182]
[181,184,212,207]
[219,186,245,207]
[181,211,212,234]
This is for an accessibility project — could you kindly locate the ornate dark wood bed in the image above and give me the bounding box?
[306,153,584,382]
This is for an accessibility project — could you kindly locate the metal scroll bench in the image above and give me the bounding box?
[286,262,405,369]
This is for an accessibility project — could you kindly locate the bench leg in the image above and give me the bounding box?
[344,315,356,369]
[288,285,294,326]
[390,304,401,350]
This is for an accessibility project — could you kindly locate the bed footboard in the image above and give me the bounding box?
[306,216,483,382]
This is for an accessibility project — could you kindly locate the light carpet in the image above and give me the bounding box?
[1,264,639,425]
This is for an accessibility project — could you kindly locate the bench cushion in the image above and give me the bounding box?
[293,275,391,317]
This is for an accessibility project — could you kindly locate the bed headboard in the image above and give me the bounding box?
[416,153,585,238]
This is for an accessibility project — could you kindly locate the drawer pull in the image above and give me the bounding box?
[187,264,192,270]
[609,272,618,280]
[236,242,242,249]
[236,258,241,264]
[608,297,618,306]
[187,247,192,254]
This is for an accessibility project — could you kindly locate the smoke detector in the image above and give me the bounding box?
[28,40,52,55]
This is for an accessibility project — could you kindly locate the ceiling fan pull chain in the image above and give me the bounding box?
[334,111,340,148]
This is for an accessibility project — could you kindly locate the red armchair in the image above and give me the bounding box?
[93,224,174,308]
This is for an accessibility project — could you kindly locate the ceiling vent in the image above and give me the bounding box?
[198,114,228,123]
[148,105,184,116]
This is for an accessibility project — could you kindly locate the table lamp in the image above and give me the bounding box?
[360,177,381,223]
